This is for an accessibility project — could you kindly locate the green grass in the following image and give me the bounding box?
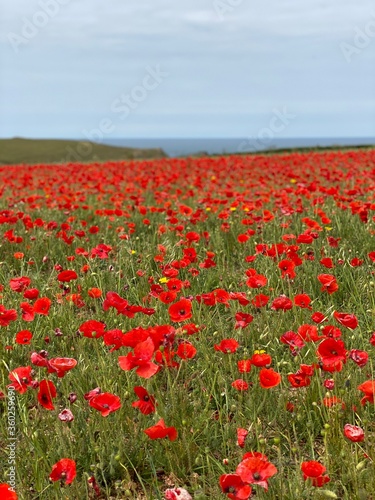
[0,138,167,165]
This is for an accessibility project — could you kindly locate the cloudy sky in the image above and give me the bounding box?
[0,0,374,139]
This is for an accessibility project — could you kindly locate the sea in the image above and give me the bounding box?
[102,137,375,158]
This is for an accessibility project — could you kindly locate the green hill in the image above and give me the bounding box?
[0,138,167,165]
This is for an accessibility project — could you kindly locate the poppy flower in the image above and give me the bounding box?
[168,299,192,322]
[251,294,269,308]
[278,259,296,279]
[237,360,252,373]
[132,386,156,415]
[103,329,124,352]
[15,329,33,345]
[20,302,34,322]
[219,474,252,500]
[89,392,121,417]
[0,484,18,500]
[320,257,334,268]
[333,311,358,330]
[49,458,76,485]
[349,349,368,368]
[301,461,330,487]
[176,341,197,359]
[298,324,321,342]
[38,379,57,410]
[33,297,51,316]
[259,368,281,389]
[317,274,338,294]
[119,337,160,378]
[280,331,305,354]
[159,291,177,304]
[214,339,240,354]
[294,294,312,309]
[311,312,327,324]
[357,380,375,405]
[343,424,364,442]
[57,270,78,282]
[0,306,17,327]
[234,312,254,329]
[236,456,278,490]
[79,320,106,338]
[8,366,34,394]
[322,396,345,409]
[271,296,293,311]
[87,287,102,298]
[23,288,39,300]
[317,338,347,367]
[164,487,192,500]
[250,352,271,367]
[144,419,177,441]
[237,428,248,448]
[48,358,78,378]
[232,379,249,391]
[58,409,74,422]
[9,276,31,292]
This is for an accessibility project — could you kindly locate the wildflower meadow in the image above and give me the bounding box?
[1,149,375,499]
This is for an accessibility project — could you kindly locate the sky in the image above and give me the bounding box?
[0,0,374,139]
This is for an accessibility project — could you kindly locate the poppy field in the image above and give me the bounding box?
[1,149,375,499]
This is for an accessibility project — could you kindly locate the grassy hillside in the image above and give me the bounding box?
[0,138,167,165]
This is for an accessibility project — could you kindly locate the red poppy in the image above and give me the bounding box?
[349,349,368,368]
[317,274,338,294]
[250,352,272,367]
[20,302,34,322]
[294,293,312,309]
[0,484,18,500]
[251,294,270,308]
[176,341,197,359]
[278,259,296,279]
[320,257,334,268]
[38,379,57,410]
[280,331,305,354]
[33,297,51,316]
[48,358,78,378]
[232,380,249,391]
[23,288,39,300]
[219,474,252,500]
[49,458,76,485]
[271,296,293,311]
[8,366,34,394]
[237,428,248,448]
[89,392,121,417]
[298,324,321,342]
[79,320,106,338]
[343,424,364,442]
[322,396,345,409]
[311,312,327,324]
[333,311,358,330]
[357,380,375,405]
[87,287,102,298]
[0,305,17,327]
[301,461,330,487]
[144,419,177,441]
[214,339,240,354]
[236,456,278,490]
[15,329,33,345]
[168,299,192,322]
[317,337,346,362]
[237,360,252,373]
[159,291,177,304]
[259,368,281,389]
[57,270,78,282]
[9,276,31,292]
[234,312,254,329]
[118,337,159,379]
[132,386,156,415]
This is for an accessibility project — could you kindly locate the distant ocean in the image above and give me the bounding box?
[102,138,375,158]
